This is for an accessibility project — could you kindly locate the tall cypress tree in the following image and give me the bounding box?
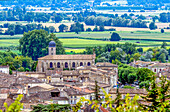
[140,75,170,111]
[94,80,101,101]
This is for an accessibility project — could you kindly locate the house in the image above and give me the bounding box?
[0,66,9,74]
[156,67,170,80]
[64,84,94,105]
[130,60,158,68]
[148,63,170,73]
[22,88,69,110]
[109,88,147,101]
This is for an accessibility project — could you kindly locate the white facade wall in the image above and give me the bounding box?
[0,67,9,74]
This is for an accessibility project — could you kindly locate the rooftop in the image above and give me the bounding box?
[38,54,94,60]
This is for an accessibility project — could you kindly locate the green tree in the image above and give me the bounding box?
[133,53,141,61]
[136,68,154,86]
[93,26,98,31]
[140,76,170,111]
[58,24,68,32]
[94,81,101,101]
[110,32,121,41]
[161,29,164,33]
[48,26,56,33]
[9,69,13,75]
[3,94,23,112]
[137,47,143,53]
[158,53,166,63]
[9,30,15,36]
[149,22,157,30]
[17,67,25,72]
[54,15,63,23]
[70,22,84,34]
[32,104,71,112]
[19,30,65,60]
[13,56,22,69]
[99,25,105,31]
[128,73,137,84]
[161,42,167,49]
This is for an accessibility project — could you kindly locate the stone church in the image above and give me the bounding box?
[36,41,96,72]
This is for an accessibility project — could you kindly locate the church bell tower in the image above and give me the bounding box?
[49,41,56,55]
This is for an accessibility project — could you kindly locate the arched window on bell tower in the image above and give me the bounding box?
[49,41,56,55]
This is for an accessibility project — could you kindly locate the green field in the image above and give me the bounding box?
[55,31,170,41]
[0,39,19,47]
[0,31,169,54]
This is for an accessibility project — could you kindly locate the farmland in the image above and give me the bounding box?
[0,31,169,54]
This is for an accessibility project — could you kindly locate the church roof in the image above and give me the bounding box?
[38,54,94,60]
[49,41,56,47]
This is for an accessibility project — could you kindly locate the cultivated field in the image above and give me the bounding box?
[0,30,169,54]
[1,21,170,32]
[56,31,170,41]
[95,10,170,16]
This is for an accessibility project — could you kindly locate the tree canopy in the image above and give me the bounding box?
[19,29,65,60]
[110,32,122,41]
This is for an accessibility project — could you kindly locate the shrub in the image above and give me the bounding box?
[110,32,121,41]
[161,29,164,33]
[86,28,92,32]
[149,22,157,30]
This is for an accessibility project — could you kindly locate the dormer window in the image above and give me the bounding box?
[51,92,60,97]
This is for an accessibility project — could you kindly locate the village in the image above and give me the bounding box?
[0,41,169,111]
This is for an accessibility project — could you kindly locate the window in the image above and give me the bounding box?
[74,100,76,104]
[90,96,92,100]
[51,53,53,55]
[75,96,77,98]
[87,62,91,66]
[80,62,83,66]
[72,62,75,68]
[51,48,53,51]
[57,62,60,68]
[154,69,156,72]
[50,62,53,68]
[51,92,60,97]
[65,62,68,68]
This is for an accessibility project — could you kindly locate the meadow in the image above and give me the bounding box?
[0,31,169,54]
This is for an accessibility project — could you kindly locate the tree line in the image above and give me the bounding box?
[0,7,162,29]
[1,23,56,36]
[83,42,170,64]
[0,50,35,74]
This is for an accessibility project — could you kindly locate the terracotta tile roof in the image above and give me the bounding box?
[0,76,16,88]
[16,76,43,84]
[109,88,147,94]
[87,82,110,88]
[149,63,170,67]
[0,66,9,68]
[38,54,94,60]
[27,88,68,101]
[28,86,49,93]
[0,88,10,94]
[63,87,87,96]
[65,84,94,94]
[0,99,5,109]
[61,70,79,76]
[96,62,118,67]
[46,70,59,76]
